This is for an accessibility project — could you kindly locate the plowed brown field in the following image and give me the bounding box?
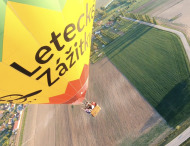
[21,58,163,146]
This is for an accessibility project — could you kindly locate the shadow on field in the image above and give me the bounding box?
[140,113,161,133]
[156,78,190,127]
[105,25,152,60]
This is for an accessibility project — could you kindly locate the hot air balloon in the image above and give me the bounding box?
[0,0,99,112]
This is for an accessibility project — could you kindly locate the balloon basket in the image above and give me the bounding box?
[91,104,101,117]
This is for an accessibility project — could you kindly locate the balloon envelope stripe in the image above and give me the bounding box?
[9,0,67,11]
[48,64,89,104]
[0,0,7,62]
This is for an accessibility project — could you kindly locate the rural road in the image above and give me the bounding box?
[166,126,190,146]
[122,17,190,146]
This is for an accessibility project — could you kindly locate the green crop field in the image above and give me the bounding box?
[102,21,190,127]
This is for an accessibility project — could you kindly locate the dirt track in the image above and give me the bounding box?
[21,58,163,146]
[166,126,190,146]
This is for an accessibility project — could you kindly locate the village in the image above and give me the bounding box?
[0,104,26,145]
[90,6,156,64]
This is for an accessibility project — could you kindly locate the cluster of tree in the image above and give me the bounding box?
[111,0,137,7]
[97,10,107,19]
[153,17,157,24]
[0,128,13,146]
[101,30,119,40]
[100,7,105,11]
[124,13,157,24]
[93,42,98,47]
[93,22,98,28]
[111,1,121,8]
[1,135,10,146]
[115,16,121,22]
[92,42,99,50]
[95,35,108,45]
[94,0,138,27]
[0,109,17,126]
[94,9,106,19]
[0,110,9,125]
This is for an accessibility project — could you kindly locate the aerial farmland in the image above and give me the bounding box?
[18,0,190,146]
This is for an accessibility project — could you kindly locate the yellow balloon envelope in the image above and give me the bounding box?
[0,0,96,104]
